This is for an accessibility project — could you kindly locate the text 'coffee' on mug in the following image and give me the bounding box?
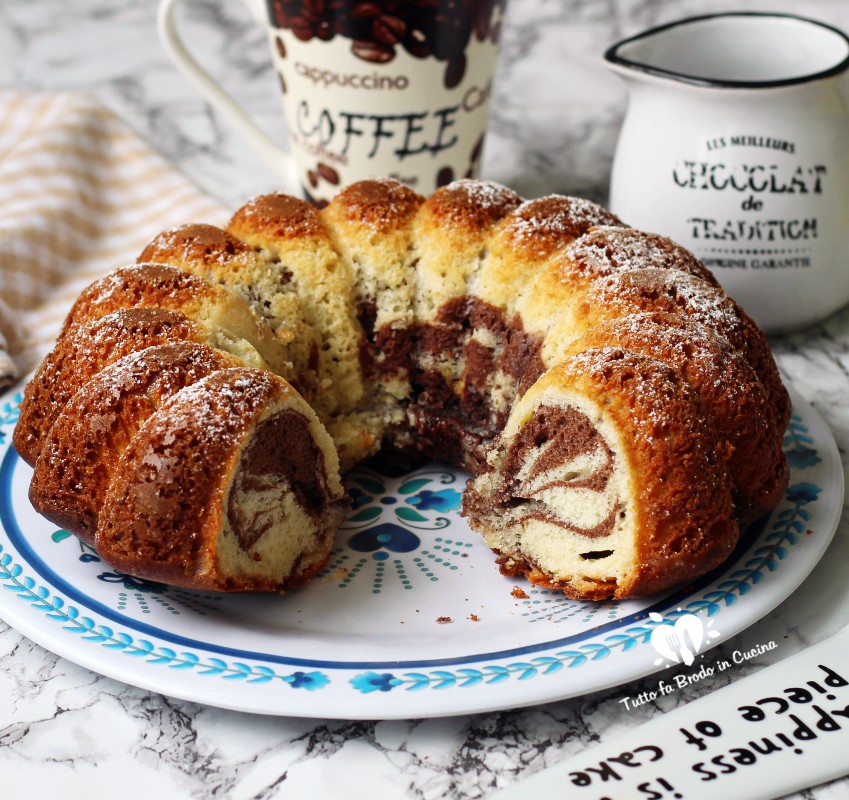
[159,0,507,204]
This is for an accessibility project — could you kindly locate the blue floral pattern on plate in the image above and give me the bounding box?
[0,388,842,718]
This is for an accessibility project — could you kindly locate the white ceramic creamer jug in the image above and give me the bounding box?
[605,12,849,334]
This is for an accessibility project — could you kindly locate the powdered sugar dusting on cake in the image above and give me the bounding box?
[85,308,196,349]
[141,224,252,269]
[146,369,287,463]
[596,268,742,336]
[563,197,624,228]
[448,179,521,210]
[231,193,327,242]
[328,177,421,234]
[89,264,148,295]
[357,178,414,230]
[421,179,521,232]
[21,177,791,598]
[91,264,205,302]
[143,227,185,258]
[588,311,701,349]
[577,313,751,399]
[563,346,691,439]
[567,226,714,284]
[503,196,622,256]
[76,346,240,436]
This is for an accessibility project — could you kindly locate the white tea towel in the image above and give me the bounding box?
[0,88,227,387]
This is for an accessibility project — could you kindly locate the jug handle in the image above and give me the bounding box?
[157,0,296,187]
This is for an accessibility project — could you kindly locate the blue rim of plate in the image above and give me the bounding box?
[0,382,842,715]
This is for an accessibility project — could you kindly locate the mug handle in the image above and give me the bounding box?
[157,0,296,187]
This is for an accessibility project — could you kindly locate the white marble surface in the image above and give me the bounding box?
[2,0,849,797]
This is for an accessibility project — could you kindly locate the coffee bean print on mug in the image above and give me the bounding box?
[265,0,507,202]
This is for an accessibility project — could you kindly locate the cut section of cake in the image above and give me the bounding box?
[463,348,739,599]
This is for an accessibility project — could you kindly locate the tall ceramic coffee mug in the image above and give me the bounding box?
[158,0,506,204]
[605,13,849,334]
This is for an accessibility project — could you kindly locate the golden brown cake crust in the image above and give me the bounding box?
[226,188,367,418]
[95,367,274,588]
[228,192,328,242]
[60,263,222,332]
[138,223,254,267]
[323,177,423,233]
[493,194,623,261]
[28,342,242,544]
[13,307,212,467]
[564,226,720,286]
[565,313,788,525]
[584,267,791,430]
[419,179,522,234]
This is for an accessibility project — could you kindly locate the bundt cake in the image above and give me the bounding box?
[14,177,790,599]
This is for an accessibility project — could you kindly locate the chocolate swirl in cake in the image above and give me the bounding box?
[227,408,331,549]
[490,404,621,539]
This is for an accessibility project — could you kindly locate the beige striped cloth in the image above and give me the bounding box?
[0,89,228,388]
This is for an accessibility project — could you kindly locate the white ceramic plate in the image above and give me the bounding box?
[0,383,841,719]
